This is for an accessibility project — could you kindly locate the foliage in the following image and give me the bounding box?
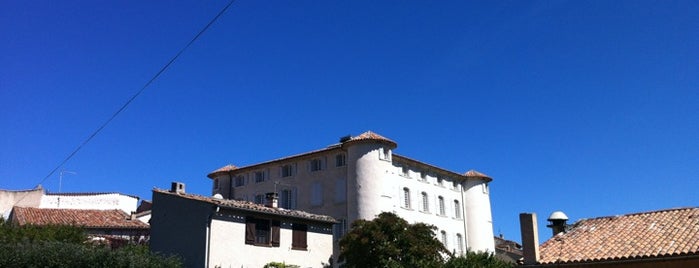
[443,251,514,268]
[264,261,300,268]
[0,218,85,244]
[339,212,451,268]
[0,219,181,267]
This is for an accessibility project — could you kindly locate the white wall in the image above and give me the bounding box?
[208,219,334,268]
[40,193,138,214]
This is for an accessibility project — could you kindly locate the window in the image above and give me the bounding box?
[402,187,411,209]
[255,171,265,183]
[420,172,427,181]
[254,194,264,204]
[437,177,444,186]
[214,178,220,189]
[234,175,245,187]
[335,154,346,167]
[310,159,322,171]
[245,217,280,247]
[311,182,323,206]
[335,178,346,203]
[280,189,296,209]
[454,200,461,218]
[402,166,410,177]
[438,196,445,216]
[421,192,429,212]
[441,230,448,246]
[452,180,459,190]
[281,164,294,177]
[456,234,464,255]
[482,183,489,194]
[379,147,391,161]
[292,224,308,250]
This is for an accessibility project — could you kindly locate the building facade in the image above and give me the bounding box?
[149,183,335,268]
[207,131,496,255]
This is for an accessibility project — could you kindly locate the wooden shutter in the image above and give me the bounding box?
[271,220,280,247]
[245,218,255,244]
[292,224,308,250]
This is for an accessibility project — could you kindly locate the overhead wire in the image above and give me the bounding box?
[13,0,236,206]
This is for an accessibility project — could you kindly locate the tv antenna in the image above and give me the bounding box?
[59,170,76,193]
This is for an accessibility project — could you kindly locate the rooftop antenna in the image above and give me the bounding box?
[59,170,76,193]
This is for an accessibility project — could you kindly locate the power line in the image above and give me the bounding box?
[15,0,236,204]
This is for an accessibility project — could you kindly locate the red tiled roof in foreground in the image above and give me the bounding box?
[153,188,336,223]
[538,207,699,264]
[11,207,149,229]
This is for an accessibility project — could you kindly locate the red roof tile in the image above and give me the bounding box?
[11,207,149,229]
[463,169,493,182]
[539,207,699,264]
[344,130,397,148]
[153,189,336,223]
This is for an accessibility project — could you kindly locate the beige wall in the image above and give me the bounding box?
[208,219,334,268]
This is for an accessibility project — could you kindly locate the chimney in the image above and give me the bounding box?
[265,192,278,208]
[546,211,569,236]
[129,211,136,220]
[519,213,540,265]
[171,182,185,194]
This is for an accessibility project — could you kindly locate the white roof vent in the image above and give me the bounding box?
[548,211,569,221]
[212,193,223,199]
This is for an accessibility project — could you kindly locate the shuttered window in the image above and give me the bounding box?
[291,224,308,250]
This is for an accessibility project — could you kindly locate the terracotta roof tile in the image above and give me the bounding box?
[11,207,149,229]
[153,189,336,223]
[343,130,397,148]
[539,207,699,264]
[463,169,493,182]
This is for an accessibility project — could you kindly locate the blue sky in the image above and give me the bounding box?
[2,1,697,243]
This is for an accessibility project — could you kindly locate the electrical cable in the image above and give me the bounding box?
[12,0,236,206]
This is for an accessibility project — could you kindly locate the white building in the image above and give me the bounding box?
[149,182,336,268]
[207,131,496,256]
[39,192,139,214]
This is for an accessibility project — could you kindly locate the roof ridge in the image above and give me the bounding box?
[577,207,699,222]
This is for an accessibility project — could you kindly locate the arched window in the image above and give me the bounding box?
[454,200,461,218]
[421,192,429,212]
[402,187,411,208]
[438,196,445,216]
[456,233,464,255]
[441,230,448,246]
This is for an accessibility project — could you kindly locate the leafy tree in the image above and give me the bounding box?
[339,212,451,268]
[264,261,300,268]
[443,251,514,268]
[0,219,181,267]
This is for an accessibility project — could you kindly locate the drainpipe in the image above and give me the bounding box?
[460,180,469,253]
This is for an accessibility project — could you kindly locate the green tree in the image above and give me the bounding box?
[443,251,514,268]
[339,212,451,268]
[0,219,181,267]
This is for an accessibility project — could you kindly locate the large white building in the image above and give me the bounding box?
[207,131,495,256]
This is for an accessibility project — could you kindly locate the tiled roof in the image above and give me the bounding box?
[343,130,397,148]
[463,169,493,182]
[392,154,487,182]
[153,189,337,223]
[538,207,699,264]
[11,207,149,229]
[208,131,396,178]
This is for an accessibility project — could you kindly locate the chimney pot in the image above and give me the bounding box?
[171,182,185,194]
[547,211,569,236]
[265,192,278,208]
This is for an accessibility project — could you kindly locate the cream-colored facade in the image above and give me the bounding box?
[149,186,335,268]
[208,131,496,256]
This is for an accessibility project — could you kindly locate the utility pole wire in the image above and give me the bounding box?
[15,0,236,205]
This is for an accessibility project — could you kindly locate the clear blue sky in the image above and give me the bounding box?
[2,1,697,243]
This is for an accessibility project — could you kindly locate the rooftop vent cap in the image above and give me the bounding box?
[212,193,223,199]
[547,211,569,221]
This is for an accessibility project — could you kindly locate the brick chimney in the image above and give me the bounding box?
[265,192,278,208]
[519,213,540,265]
